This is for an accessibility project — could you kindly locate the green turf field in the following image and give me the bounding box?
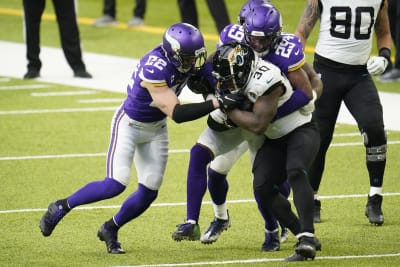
[1,1,400,266]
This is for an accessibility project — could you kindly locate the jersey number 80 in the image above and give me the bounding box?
[330,6,374,40]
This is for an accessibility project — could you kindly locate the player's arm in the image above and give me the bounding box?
[294,0,320,48]
[141,81,219,123]
[302,61,323,98]
[227,86,283,135]
[375,0,392,51]
[367,0,392,75]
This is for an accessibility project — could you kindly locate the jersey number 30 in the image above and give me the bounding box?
[330,6,374,40]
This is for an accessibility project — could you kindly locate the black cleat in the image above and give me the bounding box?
[74,69,92,78]
[314,199,321,223]
[97,224,125,254]
[365,194,384,226]
[39,200,68,237]
[23,69,40,79]
[261,230,280,252]
[286,235,321,261]
[172,222,200,241]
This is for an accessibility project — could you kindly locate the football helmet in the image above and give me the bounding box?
[212,42,256,94]
[237,0,272,25]
[162,23,207,74]
[243,5,282,57]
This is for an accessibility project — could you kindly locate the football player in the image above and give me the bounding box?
[295,0,390,225]
[216,42,321,261]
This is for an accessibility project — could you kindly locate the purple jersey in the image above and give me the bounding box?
[123,45,189,122]
[218,24,305,75]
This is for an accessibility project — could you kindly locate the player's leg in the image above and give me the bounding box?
[98,117,168,254]
[344,76,386,225]
[309,65,344,222]
[285,121,321,261]
[172,127,243,241]
[39,107,130,237]
[200,141,248,244]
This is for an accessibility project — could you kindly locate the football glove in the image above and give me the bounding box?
[300,90,317,116]
[187,74,215,95]
[217,93,244,111]
[367,56,388,75]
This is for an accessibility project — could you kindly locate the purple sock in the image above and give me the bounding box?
[254,191,279,231]
[186,144,213,222]
[67,177,125,208]
[114,183,158,227]
[207,167,228,205]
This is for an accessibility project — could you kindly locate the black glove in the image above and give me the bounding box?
[217,93,245,111]
[187,75,215,95]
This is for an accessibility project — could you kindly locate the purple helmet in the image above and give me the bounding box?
[212,42,256,93]
[237,0,272,25]
[162,23,207,74]
[243,5,282,57]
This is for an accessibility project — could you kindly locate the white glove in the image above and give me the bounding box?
[300,90,317,116]
[367,56,388,75]
[210,109,228,124]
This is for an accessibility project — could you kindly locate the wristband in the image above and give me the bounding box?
[379,48,391,63]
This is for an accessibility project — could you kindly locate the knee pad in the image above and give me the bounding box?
[361,127,387,162]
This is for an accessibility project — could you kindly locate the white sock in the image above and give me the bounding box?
[369,187,382,196]
[213,202,228,220]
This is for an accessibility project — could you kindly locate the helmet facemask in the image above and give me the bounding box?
[212,43,256,94]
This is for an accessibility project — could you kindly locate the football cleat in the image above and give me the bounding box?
[97,224,125,254]
[172,222,200,241]
[287,235,321,261]
[39,200,68,237]
[261,230,280,252]
[313,199,321,223]
[23,69,40,79]
[200,213,231,244]
[365,194,384,226]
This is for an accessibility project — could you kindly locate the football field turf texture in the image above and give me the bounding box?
[1,1,400,266]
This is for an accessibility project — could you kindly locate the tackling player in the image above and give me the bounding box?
[38,23,235,254]
[172,1,322,252]
[216,42,321,261]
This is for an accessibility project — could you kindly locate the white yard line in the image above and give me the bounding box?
[111,253,400,267]
[31,90,96,96]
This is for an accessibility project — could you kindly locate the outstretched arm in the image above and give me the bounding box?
[141,81,219,123]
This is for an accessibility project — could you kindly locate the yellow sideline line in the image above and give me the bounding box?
[1,7,315,51]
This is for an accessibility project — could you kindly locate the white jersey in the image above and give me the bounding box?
[315,0,383,65]
[244,59,312,139]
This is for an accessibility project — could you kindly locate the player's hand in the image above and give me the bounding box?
[367,56,388,75]
[217,93,244,111]
[187,75,215,94]
[300,90,317,116]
